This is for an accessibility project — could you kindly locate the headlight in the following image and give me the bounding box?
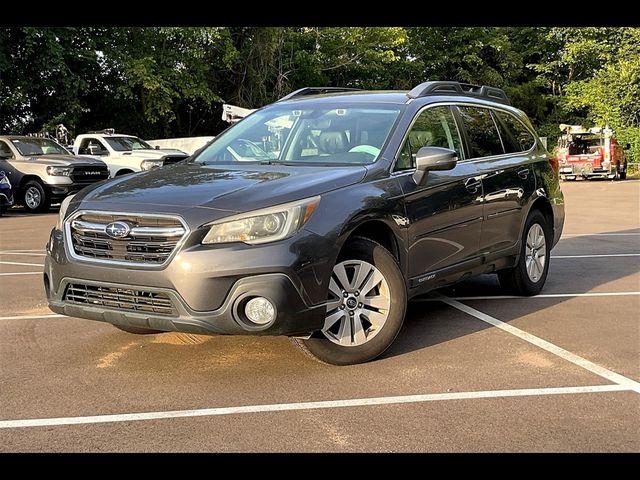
[0,174,9,185]
[55,195,75,231]
[202,196,320,245]
[140,159,164,171]
[47,166,72,176]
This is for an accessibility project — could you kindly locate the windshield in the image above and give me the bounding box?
[104,136,153,151]
[12,138,70,156]
[194,104,402,166]
[567,136,602,155]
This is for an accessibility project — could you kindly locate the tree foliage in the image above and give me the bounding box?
[0,27,638,160]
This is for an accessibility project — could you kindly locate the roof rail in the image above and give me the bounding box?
[406,81,511,106]
[277,87,362,102]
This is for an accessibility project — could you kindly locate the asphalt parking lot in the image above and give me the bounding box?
[1,180,638,452]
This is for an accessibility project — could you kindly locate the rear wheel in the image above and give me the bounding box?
[22,180,50,213]
[113,325,164,335]
[292,237,407,365]
[498,210,551,296]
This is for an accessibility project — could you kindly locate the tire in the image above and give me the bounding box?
[292,237,407,365]
[619,163,627,180]
[113,325,164,335]
[22,180,50,213]
[0,204,5,216]
[498,210,551,296]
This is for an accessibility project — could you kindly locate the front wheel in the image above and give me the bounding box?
[22,180,50,213]
[292,237,407,365]
[498,210,551,296]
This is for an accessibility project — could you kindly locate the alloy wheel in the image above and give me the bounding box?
[25,186,41,209]
[525,223,546,283]
[322,259,391,346]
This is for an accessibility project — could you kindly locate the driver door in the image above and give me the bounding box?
[0,140,19,186]
[395,105,484,287]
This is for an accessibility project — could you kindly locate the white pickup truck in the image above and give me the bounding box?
[72,131,189,177]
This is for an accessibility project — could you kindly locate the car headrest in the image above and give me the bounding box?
[318,131,350,155]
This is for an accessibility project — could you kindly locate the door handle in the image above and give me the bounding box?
[517,168,530,179]
[465,177,482,193]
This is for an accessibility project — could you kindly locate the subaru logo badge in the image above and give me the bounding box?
[105,221,131,239]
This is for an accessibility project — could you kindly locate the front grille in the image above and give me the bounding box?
[67,212,186,266]
[64,283,178,316]
[162,155,189,166]
[70,166,110,183]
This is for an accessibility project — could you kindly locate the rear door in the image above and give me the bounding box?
[396,105,484,287]
[456,106,537,255]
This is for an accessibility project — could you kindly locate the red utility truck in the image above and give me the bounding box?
[557,124,628,181]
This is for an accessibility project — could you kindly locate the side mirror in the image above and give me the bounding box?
[155,145,160,150]
[413,146,458,184]
[624,143,631,150]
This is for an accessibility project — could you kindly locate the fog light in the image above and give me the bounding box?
[245,297,276,325]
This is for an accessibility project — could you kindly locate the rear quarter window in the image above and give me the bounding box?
[457,106,505,159]
[494,110,536,153]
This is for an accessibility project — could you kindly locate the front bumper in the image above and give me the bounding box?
[46,183,99,201]
[44,227,333,336]
[0,190,13,206]
[560,164,613,177]
[47,274,325,336]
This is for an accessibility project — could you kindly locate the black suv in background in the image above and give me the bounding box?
[46,81,565,365]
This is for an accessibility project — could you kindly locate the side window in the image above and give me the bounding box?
[494,111,536,153]
[0,141,13,158]
[457,106,504,159]
[396,106,463,170]
[79,138,108,155]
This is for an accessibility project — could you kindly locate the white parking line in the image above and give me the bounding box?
[0,252,46,257]
[562,233,640,237]
[0,384,629,430]
[0,261,44,267]
[435,294,640,393]
[552,253,640,259]
[0,272,42,277]
[0,314,63,321]
[415,291,640,302]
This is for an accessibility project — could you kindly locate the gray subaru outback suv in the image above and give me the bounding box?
[45,81,565,365]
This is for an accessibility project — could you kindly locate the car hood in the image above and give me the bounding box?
[76,163,367,214]
[118,148,187,159]
[27,154,107,167]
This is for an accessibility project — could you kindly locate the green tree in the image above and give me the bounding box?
[0,27,107,134]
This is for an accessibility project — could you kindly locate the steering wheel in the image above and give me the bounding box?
[348,145,381,157]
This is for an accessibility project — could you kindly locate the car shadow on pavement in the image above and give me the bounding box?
[383,228,640,360]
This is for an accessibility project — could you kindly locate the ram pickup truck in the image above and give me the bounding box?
[72,131,189,177]
[0,136,109,213]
